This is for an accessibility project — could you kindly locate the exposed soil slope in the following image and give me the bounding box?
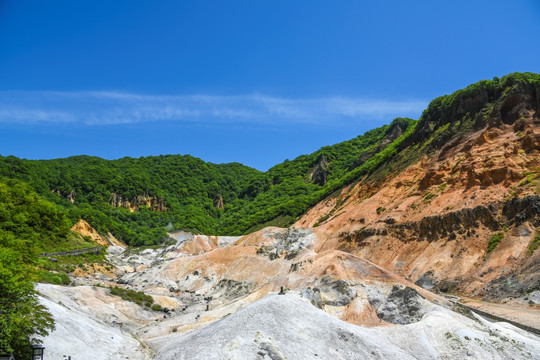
[297,74,540,302]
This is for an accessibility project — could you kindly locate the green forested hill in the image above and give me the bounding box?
[0,178,66,357]
[0,117,415,244]
[220,117,416,233]
[1,72,538,246]
[0,155,263,244]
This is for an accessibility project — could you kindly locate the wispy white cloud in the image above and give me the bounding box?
[0,90,427,127]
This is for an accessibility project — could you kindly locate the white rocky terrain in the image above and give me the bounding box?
[37,284,151,360]
[37,230,540,359]
[153,293,540,360]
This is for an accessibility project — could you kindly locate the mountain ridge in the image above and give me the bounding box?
[0,72,538,246]
[0,117,414,243]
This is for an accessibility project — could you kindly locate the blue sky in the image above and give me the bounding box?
[1,1,539,170]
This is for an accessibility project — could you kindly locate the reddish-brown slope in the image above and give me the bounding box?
[296,93,540,302]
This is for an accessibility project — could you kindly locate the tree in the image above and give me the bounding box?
[0,233,54,358]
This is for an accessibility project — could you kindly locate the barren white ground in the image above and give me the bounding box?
[38,284,540,360]
[36,231,540,359]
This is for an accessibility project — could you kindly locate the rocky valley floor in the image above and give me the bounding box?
[37,230,540,359]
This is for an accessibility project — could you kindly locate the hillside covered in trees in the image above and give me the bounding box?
[0,117,415,245]
[0,72,539,247]
[0,179,69,357]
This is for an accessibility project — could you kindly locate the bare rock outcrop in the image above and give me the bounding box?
[366,285,428,325]
[71,219,110,247]
[67,189,76,203]
[502,196,540,227]
[51,188,76,203]
[309,155,329,186]
[214,195,224,210]
[109,191,166,212]
[521,130,540,152]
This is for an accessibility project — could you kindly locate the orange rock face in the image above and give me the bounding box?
[71,219,111,247]
[296,111,540,301]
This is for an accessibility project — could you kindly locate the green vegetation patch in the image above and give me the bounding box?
[37,251,107,273]
[487,232,504,253]
[527,229,540,255]
[518,174,535,187]
[314,214,330,227]
[109,286,159,310]
[0,179,60,357]
[244,215,295,234]
[423,192,438,203]
[37,270,71,285]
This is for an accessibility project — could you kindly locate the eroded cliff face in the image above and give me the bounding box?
[71,219,126,248]
[309,154,330,185]
[109,192,167,212]
[52,189,76,203]
[213,195,224,210]
[297,77,540,302]
[71,219,111,247]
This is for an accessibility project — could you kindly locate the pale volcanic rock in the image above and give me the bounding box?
[151,293,540,360]
[38,224,540,358]
[37,283,155,360]
[177,234,242,255]
[38,295,150,360]
[37,284,158,328]
[111,226,449,333]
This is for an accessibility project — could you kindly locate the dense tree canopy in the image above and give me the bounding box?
[0,179,64,357]
[0,118,416,244]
